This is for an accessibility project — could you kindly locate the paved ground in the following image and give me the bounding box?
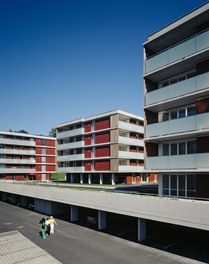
[0,201,206,264]
[0,230,61,263]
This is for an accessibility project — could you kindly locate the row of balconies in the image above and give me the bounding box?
[145,153,209,170]
[144,29,209,74]
[57,121,144,140]
[57,151,144,162]
[57,165,144,173]
[57,137,144,151]
[0,159,36,165]
[145,71,209,107]
[0,138,36,147]
[0,149,36,155]
[146,111,209,139]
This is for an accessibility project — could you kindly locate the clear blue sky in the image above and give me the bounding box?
[0,0,207,135]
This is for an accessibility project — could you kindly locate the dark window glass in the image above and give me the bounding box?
[179,109,185,119]
[187,141,196,154]
[179,142,186,155]
[162,112,169,121]
[163,144,169,156]
[188,106,196,116]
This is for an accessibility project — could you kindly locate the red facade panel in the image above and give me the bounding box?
[95,133,110,144]
[36,156,42,163]
[35,138,42,146]
[46,165,56,171]
[85,149,92,158]
[85,162,92,171]
[95,146,110,157]
[36,165,42,171]
[46,139,56,147]
[16,176,25,181]
[95,160,110,171]
[84,123,92,133]
[46,148,56,155]
[95,118,110,131]
[36,148,42,154]
[46,157,55,163]
[85,136,92,145]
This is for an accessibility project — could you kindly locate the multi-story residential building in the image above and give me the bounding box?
[144,2,209,199]
[0,130,56,181]
[56,110,153,185]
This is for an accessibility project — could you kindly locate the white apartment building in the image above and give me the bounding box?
[144,2,209,200]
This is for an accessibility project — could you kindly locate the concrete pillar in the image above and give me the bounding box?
[80,174,83,184]
[137,218,146,242]
[99,174,103,185]
[11,194,17,205]
[2,192,8,202]
[98,210,106,230]
[21,196,28,208]
[71,205,78,222]
[111,173,115,185]
[158,174,163,197]
[88,174,92,184]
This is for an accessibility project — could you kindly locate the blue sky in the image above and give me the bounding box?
[0,0,207,135]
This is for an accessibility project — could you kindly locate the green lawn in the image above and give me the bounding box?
[51,173,66,181]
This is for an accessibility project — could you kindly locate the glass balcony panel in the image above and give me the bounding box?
[197,30,209,51]
[197,72,209,91]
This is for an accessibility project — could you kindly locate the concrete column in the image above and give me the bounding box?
[71,205,78,222]
[158,174,163,197]
[80,174,83,184]
[70,174,74,183]
[111,173,115,185]
[88,174,92,184]
[21,196,28,208]
[2,192,8,202]
[137,218,146,242]
[99,174,103,185]
[11,194,17,205]
[98,210,106,230]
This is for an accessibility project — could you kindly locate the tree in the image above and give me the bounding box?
[49,128,56,137]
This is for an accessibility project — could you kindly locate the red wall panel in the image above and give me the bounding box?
[95,118,110,131]
[46,148,56,155]
[46,165,56,171]
[36,156,42,163]
[85,149,92,158]
[35,138,42,146]
[95,133,110,144]
[85,162,92,171]
[95,160,110,171]
[95,146,110,157]
[84,123,92,133]
[46,139,56,147]
[46,157,55,163]
[36,148,42,154]
[85,136,92,145]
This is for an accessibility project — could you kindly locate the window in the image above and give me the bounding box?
[187,141,196,154]
[162,112,169,122]
[179,109,185,119]
[171,175,177,196]
[187,106,196,117]
[179,142,186,155]
[171,143,177,155]
[163,144,169,156]
[187,174,196,197]
[170,111,177,120]
[162,174,169,196]
[179,175,185,196]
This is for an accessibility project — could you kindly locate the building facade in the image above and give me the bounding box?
[0,131,56,181]
[144,3,209,199]
[56,110,154,185]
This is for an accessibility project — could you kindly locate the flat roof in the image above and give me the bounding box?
[0,130,56,140]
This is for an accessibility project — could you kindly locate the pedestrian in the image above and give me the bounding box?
[39,218,47,239]
[45,218,51,236]
[49,216,57,234]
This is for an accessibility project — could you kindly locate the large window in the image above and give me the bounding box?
[162,174,196,198]
[162,140,196,156]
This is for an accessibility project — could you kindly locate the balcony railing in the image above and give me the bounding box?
[57,154,84,162]
[119,165,144,172]
[146,112,209,138]
[0,139,35,147]
[145,29,209,74]
[145,153,209,170]
[0,159,36,165]
[57,141,84,150]
[57,128,84,139]
[57,166,84,173]
[0,149,35,155]
[118,151,144,160]
[118,136,144,147]
[118,121,144,133]
[145,72,209,106]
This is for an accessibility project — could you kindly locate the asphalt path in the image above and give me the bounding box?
[0,201,204,264]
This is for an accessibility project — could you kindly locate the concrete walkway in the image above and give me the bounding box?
[0,230,61,264]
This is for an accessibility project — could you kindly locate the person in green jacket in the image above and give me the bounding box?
[39,218,47,239]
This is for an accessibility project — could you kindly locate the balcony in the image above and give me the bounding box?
[0,149,35,155]
[57,167,84,173]
[145,72,209,106]
[119,165,144,172]
[146,112,209,138]
[118,136,144,147]
[118,151,144,160]
[57,128,84,139]
[145,29,209,74]
[57,141,84,150]
[145,153,209,170]
[118,121,144,133]
[0,159,36,165]
[0,138,35,147]
[57,154,84,162]
[0,168,35,174]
